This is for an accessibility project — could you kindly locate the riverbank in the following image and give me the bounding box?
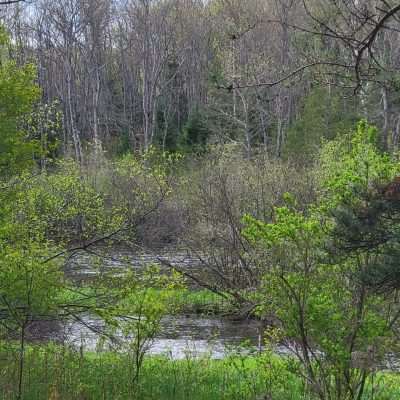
[1,343,399,400]
[61,284,237,316]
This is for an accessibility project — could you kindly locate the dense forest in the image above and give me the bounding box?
[2,1,400,399]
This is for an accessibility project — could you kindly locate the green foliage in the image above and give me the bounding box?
[101,148,180,236]
[0,347,301,400]
[318,121,400,293]
[243,121,399,400]
[0,25,9,46]
[179,110,211,153]
[0,151,180,328]
[0,243,62,335]
[0,27,40,177]
[2,110,400,400]
[0,153,185,397]
[318,120,399,206]
[95,265,184,339]
[167,289,234,315]
[23,100,63,167]
[1,162,116,246]
[0,160,119,338]
[1,346,399,400]
[285,87,358,160]
[114,129,132,156]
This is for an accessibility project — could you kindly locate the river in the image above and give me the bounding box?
[31,249,267,359]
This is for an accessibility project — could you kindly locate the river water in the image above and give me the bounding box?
[65,249,203,278]
[42,250,265,359]
[32,314,264,359]
[29,250,400,368]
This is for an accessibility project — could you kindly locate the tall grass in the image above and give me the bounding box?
[1,343,399,400]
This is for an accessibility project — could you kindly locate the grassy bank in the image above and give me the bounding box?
[168,289,235,315]
[1,344,399,400]
[62,286,236,316]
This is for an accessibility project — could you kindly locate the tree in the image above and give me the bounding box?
[243,121,400,400]
[0,26,40,177]
[0,150,177,398]
[0,162,114,399]
[320,121,400,295]
[285,86,359,160]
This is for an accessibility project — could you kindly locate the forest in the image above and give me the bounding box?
[2,0,400,399]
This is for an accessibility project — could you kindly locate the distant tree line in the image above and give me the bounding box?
[1,0,400,160]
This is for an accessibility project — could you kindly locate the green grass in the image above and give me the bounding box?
[168,289,235,315]
[1,343,399,400]
[60,285,235,316]
[0,345,301,400]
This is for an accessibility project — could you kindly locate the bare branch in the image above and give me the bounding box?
[218,61,353,90]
